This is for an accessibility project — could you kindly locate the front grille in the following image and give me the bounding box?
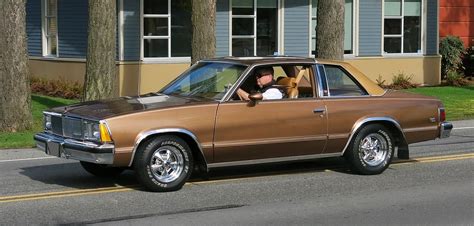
[63,117,83,139]
[51,115,63,135]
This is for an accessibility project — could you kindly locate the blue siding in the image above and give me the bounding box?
[358,0,382,56]
[58,0,88,58]
[216,0,229,57]
[26,0,42,56]
[284,0,309,56]
[123,0,140,60]
[426,0,438,55]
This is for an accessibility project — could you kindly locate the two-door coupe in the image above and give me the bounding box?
[35,57,453,191]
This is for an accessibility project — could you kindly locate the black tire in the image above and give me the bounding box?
[80,161,125,177]
[345,124,394,175]
[134,135,193,192]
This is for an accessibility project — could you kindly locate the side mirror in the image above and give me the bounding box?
[248,93,263,101]
[247,93,263,107]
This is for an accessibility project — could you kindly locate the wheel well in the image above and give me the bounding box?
[131,132,208,171]
[358,121,409,159]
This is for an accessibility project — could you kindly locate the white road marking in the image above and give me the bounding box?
[453,127,474,130]
[0,157,56,163]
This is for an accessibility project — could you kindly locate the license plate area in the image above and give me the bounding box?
[46,141,62,157]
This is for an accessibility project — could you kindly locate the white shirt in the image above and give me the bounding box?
[262,88,283,100]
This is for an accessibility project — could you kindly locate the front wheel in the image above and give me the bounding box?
[134,135,193,192]
[346,124,395,175]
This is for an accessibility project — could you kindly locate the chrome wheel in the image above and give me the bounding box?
[150,146,184,183]
[358,133,389,167]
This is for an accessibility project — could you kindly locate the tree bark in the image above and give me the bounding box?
[83,0,118,101]
[315,0,345,60]
[0,0,32,132]
[191,0,217,65]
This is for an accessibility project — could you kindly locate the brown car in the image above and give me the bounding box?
[34,57,453,192]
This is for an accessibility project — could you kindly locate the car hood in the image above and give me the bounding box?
[49,93,208,120]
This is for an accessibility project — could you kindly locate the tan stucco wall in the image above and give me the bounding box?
[29,56,441,98]
[29,59,190,96]
[345,55,442,85]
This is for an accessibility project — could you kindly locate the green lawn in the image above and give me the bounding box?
[407,86,474,121]
[0,95,77,149]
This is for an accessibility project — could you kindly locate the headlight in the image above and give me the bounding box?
[83,120,100,142]
[44,114,52,131]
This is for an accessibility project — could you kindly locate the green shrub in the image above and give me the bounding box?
[389,72,417,89]
[31,77,82,99]
[463,46,474,78]
[445,71,468,87]
[375,75,386,87]
[439,36,466,78]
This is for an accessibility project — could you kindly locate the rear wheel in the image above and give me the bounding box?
[134,135,193,192]
[80,161,125,177]
[346,124,394,175]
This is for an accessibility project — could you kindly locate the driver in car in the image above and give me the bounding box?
[236,67,283,100]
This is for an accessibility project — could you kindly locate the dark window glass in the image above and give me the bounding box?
[144,0,168,14]
[384,19,402,35]
[232,38,254,56]
[171,0,192,57]
[144,39,168,57]
[256,4,278,56]
[144,18,168,36]
[232,0,254,15]
[232,18,254,35]
[384,37,402,53]
[324,65,366,96]
[403,16,421,53]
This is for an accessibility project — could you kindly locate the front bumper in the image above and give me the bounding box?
[439,122,453,139]
[34,132,114,164]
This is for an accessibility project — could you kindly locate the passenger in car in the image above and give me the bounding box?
[236,67,283,100]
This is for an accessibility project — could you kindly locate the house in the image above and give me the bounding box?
[26,0,440,96]
[439,0,473,48]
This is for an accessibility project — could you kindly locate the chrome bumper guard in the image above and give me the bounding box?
[34,132,114,164]
[439,122,453,139]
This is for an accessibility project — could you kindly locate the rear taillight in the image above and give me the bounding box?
[439,108,446,122]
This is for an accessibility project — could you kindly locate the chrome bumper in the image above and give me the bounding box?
[439,122,453,139]
[34,132,114,164]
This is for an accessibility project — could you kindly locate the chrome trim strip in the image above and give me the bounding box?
[128,128,208,167]
[214,135,327,148]
[340,117,406,156]
[43,111,62,117]
[328,133,350,140]
[208,153,340,168]
[403,126,438,133]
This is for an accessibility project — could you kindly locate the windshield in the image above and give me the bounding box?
[161,62,247,100]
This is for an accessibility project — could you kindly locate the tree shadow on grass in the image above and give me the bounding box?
[32,95,77,109]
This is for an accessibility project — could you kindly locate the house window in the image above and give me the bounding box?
[311,0,354,55]
[142,0,191,58]
[43,0,58,57]
[383,0,422,54]
[231,0,279,57]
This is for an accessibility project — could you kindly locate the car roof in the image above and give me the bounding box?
[201,56,318,66]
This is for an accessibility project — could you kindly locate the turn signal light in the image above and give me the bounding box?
[99,123,113,143]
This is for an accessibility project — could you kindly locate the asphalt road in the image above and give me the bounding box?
[0,120,473,225]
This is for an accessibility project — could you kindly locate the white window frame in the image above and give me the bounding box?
[382,0,424,56]
[41,0,58,58]
[229,0,282,56]
[309,0,358,58]
[140,0,191,63]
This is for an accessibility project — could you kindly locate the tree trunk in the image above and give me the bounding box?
[191,0,217,65]
[83,0,118,101]
[0,0,32,132]
[315,0,345,60]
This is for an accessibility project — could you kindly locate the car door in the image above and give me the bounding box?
[212,65,328,165]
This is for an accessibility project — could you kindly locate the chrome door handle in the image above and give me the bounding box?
[313,108,326,114]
